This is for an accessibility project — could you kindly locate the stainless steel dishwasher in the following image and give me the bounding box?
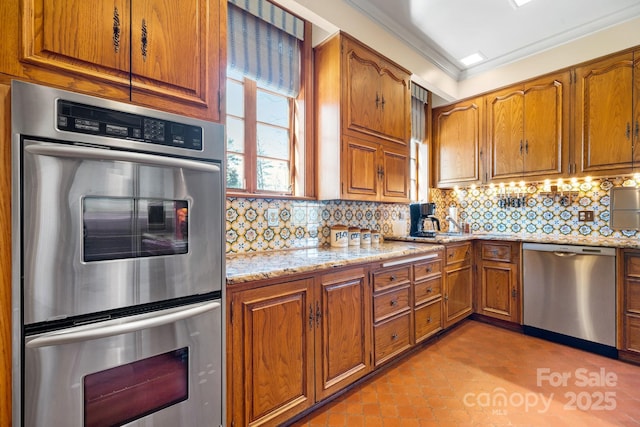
[522,242,617,357]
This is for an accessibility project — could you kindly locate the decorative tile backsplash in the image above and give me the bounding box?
[226,176,640,254]
[226,198,409,254]
[431,176,639,239]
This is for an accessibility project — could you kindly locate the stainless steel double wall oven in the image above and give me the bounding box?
[11,81,225,427]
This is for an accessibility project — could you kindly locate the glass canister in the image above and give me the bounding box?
[348,227,361,246]
[330,225,348,247]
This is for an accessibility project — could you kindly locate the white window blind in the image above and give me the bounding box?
[228,0,303,97]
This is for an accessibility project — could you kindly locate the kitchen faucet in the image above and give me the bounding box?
[445,215,462,234]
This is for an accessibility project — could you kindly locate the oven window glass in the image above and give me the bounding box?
[83,197,188,261]
[84,348,189,427]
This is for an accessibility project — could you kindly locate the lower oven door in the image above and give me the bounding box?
[23,300,222,427]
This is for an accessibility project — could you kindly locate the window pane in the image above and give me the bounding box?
[257,89,289,127]
[257,158,290,192]
[226,79,245,118]
[227,117,245,154]
[227,153,245,189]
[257,124,289,160]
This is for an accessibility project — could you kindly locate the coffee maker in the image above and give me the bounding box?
[409,203,440,237]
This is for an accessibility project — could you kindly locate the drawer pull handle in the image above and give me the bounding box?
[391,332,398,340]
[427,317,432,323]
[390,275,397,281]
[427,287,433,293]
[426,266,432,273]
[390,299,398,307]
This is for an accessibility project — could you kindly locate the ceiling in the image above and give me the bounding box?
[344,0,640,81]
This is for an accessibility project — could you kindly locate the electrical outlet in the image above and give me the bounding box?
[267,208,279,227]
[578,210,594,222]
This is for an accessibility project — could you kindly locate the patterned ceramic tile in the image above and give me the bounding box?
[225,197,409,254]
[430,176,640,240]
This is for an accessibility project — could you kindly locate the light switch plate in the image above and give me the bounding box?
[578,210,594,221]
[267,208,279,227]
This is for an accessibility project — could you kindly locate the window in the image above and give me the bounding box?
[411,82,430,201]
[226,0,311,196]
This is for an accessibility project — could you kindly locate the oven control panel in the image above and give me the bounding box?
[56,100,203,150]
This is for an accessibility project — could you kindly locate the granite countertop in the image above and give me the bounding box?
[387,231,640,248]
[226,241,443,285]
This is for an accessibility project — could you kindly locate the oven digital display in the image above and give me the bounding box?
[83,197,188,262]
[83,348,189,427]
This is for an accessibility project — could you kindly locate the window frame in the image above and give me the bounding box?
[225,7,313,199]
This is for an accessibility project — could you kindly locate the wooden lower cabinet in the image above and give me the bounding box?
[316,268,372,400]
[443,242,473,328]
[227,267,371,427]
[620,250,640,358]
[475,241,521,323]
[228,278,315,427]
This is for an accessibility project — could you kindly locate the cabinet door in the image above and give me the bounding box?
[380,145,409,202]
[316,268,371,400]
[229,279,314,427]
[378,63,410,144]
[523,73,568,177]
[444,265,473,328]
[574,52,634,174]
[343,136,379,200]
[478,261,519,322]
[434,98,483,187]
[130,0,222,121]
[22,0,131,83]
[345,43,382,137]
[487,87,524,179]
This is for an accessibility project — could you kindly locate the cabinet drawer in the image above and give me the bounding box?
[413,259,442,281]
[626,255,640,279]
[415,299,442,342]
[414,277,442,305]
[373,285,410,322]
[626,315,640,353]
[481,242,513,262]
[445,243,471,266]
[373,266,411,291]
[628,280,640,314]
[374,312,411,365]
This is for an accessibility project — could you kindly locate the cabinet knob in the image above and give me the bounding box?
[427,287,433,293]
[389,275,397,282]
[391,332,398,340]
[427,317,432,323]
[390,299,398,307]
[426,266,432,273]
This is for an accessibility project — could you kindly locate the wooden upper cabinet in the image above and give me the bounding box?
[315,32,411,202]
[574,51,636,175]
[487,71,568,181]
[16,0,223,121]
[344,38,411,145]
[433,97,483,188]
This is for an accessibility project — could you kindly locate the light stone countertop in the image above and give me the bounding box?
[386,231,640,248]
[227,232,640,285]
[226,241,443,285]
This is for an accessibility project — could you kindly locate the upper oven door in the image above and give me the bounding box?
[21,140,223,325]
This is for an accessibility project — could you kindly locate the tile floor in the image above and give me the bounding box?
[289,321,640,427]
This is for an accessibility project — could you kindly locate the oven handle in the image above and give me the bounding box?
[25,144,220,173]
[25,300,220,348]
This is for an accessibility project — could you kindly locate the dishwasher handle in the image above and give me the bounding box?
[553,251,576,257]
